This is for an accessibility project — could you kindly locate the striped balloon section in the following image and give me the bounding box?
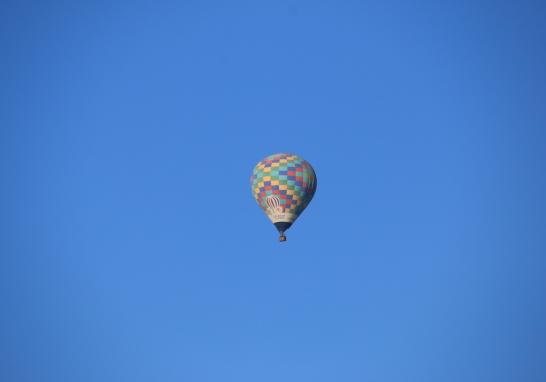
[266,195,281,209]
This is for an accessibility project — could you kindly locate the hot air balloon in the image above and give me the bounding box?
[250,153,317,241]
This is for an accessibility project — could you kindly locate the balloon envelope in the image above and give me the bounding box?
[250,153,317,241]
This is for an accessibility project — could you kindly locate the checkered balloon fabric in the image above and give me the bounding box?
[250,153,317,224]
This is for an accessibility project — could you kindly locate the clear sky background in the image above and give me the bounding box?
[2,1,546,381]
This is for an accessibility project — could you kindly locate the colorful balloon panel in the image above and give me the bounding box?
[250,153,317,224]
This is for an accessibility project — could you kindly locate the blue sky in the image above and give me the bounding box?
[2,1,546,381]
